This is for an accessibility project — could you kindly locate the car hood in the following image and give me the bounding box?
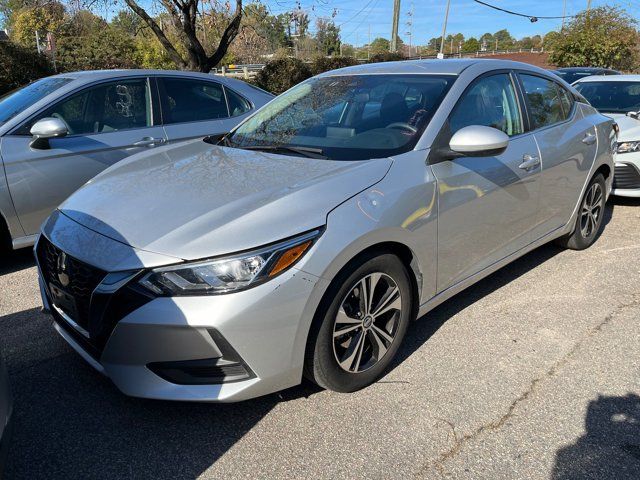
[59,139,392,261]
[606,113,640,142]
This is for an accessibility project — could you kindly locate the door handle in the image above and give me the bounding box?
[582,133,597,145]
[519,154,540,171]
[133,137,166,148]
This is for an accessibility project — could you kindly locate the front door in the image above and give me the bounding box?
[1,77,167,236]
[431,72,542,292]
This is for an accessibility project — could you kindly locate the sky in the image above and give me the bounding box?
[265,0,640,46]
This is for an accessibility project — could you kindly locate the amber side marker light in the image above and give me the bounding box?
[269,241,313,277]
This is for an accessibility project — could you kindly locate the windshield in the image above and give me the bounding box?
[574,81,640,113]
[0,77,73,125]
[226,74,455,160]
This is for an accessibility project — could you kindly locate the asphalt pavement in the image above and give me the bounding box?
[0,197,639,479]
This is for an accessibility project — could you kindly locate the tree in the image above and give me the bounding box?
[10,2,65,48]
[315,17,340,56]
[370,37,389,55]
[123,0,244,72]
[493,29,515,50]
[462,37,480,53]
[549,6,639,70]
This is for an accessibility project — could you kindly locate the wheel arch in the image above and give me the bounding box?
[300,239,422,380]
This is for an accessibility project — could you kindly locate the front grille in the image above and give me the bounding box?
[613,163,640,190]
[36,236,107,333]
[37,236,153,358]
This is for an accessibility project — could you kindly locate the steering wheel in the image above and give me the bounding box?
[51,113,73,135]
[385,122,417,133]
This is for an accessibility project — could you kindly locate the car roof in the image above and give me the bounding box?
[315,58,549,77]
[49,69,222,81]
[554,67,615,72]
[573,74,640,83]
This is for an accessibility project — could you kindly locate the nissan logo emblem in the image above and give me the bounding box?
[57,252,70,287]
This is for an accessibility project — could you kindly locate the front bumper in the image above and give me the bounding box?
[37,233,328,402]
[612,153,640,197]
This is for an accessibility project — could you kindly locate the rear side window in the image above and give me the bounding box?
[520,74,566,128]
[224,87,251,117]
[557,85,575,119]
[160,78,229,124]
[449,73,524,137]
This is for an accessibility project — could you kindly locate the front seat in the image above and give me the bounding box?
[379,92,409,127]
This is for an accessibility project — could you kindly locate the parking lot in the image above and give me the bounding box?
[0,197,638,479]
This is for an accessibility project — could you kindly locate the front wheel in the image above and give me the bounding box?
[305,253,414,393]
[556,173,606,250]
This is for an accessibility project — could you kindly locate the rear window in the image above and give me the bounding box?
[0,77,73,124]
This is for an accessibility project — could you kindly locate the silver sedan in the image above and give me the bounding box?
[0,70,273,251]
[36,59,614,402]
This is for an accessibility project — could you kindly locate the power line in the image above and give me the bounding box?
[472,0,576,22]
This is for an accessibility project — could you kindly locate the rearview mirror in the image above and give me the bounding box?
[29,117,68,149]
[449,125,509,157]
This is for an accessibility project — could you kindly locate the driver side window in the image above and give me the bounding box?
[449,73,524,137]
[18,78,151,136]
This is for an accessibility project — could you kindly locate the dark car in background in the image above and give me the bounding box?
[550,67,621,85]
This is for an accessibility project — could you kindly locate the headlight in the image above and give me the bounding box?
[139,229,321,296]
[616,141,640,154]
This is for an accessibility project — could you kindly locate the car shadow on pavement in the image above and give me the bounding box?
[0,248,35,276]
[0,306,318,480]
[392,241,564,372]
[551,393,640,480]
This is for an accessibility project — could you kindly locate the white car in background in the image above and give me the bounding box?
[574,75,640,197]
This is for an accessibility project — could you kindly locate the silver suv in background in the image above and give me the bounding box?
[0,70,273,251]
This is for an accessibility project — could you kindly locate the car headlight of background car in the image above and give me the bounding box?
[616,141,640,154]
[139,229,322,296]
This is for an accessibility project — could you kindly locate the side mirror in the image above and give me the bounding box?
[29,117,68,149]
[449,125,510,157]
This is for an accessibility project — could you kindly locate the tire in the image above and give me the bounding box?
[555,173,606,250]
[305,252,414,393]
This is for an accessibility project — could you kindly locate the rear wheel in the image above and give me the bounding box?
[305,253,413,393]
[556,173,606,250]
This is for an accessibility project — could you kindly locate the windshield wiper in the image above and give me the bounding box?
[239,144,327,159]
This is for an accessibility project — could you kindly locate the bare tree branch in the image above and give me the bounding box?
[124,0,187,69]
[205,0,242,71]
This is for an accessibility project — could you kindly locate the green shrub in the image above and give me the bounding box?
[254,57,312,94]
[368,52,407,63]
[0,42,55,95]
[310,56,359,75]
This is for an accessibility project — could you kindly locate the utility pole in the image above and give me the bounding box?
[439,0,451,58]
[35,30,41,54]
[391,0,401,53]
[368,24,371,60]
[561,0,567,30]
[406,2,413,57]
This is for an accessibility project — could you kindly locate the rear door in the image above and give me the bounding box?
[157,77,252,143]
[431,72,542,291]
[1,77,167,235]
[517,73,598,238]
